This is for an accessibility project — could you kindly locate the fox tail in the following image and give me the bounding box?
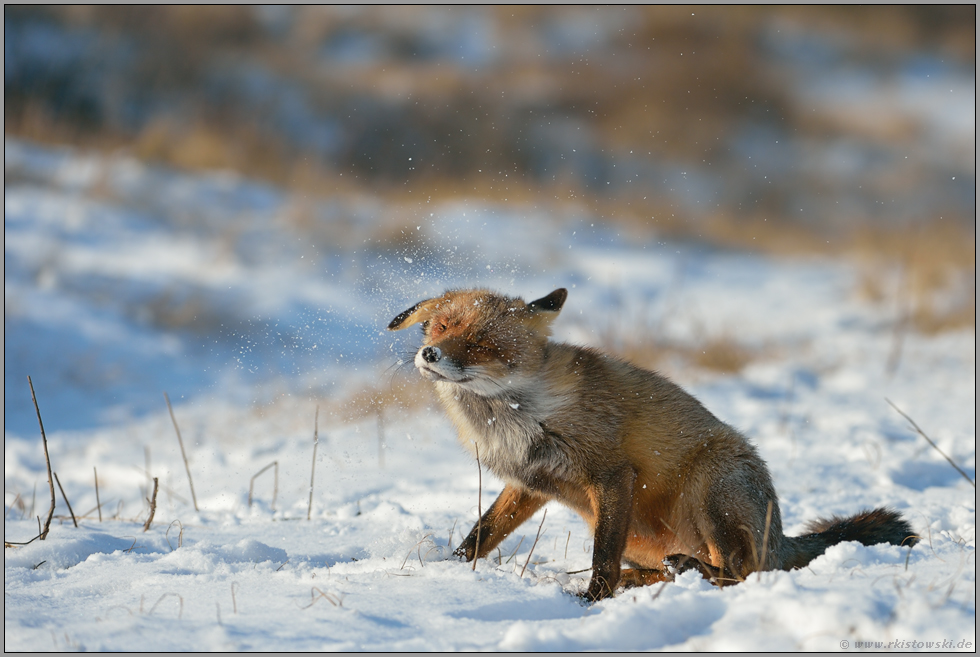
[779,508,917,570]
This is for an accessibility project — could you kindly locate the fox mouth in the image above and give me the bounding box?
[414,346,474,384]
[417,365,472,384]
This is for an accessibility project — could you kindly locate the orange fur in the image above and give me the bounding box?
[389,288,918,601]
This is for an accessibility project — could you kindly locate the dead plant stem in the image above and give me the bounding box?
[164,392,198,511]
[53,472,78,528]
[143,477,159,532]
[886,398,974,488]
[93,467,102,522]
[521,509,548,578]
[249,461,279,510]
[377,407,385,469]
[505,535,525,565]
[308,406,319,521]
[28,376,56,540]
[473,443,482,572]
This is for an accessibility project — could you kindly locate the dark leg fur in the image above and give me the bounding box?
[584,468,637,602]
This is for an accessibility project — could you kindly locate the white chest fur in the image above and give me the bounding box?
[435,381,560,482]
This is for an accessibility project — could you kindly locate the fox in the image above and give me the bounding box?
[387,287,918,601]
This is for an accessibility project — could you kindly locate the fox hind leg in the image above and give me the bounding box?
[618,567,674,589]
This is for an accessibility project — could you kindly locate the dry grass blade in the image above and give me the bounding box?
[520,508,548,578]
[447,518,457,554]
[473,443,482,572]
[53,472,78,528]
[131,466,188,505]
[505,535,525,565]
[401,534,435,570]
[5,525,43,548]
[77,501,110,521]
[377,407,385,469]
[144,445,152,499]
[5,514,39,546]
[885,264,911,377]
[143,477,159,532]
[93,467,102,523]
[6,516,44,547]
[886,398,974,488]
[28,377,57,540]
[648,578,672,603]
[164,392,199,511]
[400,540,418,570]
[757,500,773,575]
[231,582,239,614]
[248,461,279,510]
[5,493,23,521]
[308,406,319,521]
[165,520,184,551]
[302,587,342,609]
[148,592,184,619]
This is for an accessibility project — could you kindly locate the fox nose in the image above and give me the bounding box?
[421,346,441,363]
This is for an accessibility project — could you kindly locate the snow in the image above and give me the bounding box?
[4,138,976,651]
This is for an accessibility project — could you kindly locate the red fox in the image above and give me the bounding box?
[388,288,917,601]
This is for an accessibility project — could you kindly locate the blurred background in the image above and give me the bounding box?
[6,7,975,225]
[4,6,976,432]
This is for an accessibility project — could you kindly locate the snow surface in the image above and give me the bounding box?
[4,139,976,651]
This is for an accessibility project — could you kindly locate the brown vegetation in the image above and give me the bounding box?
[851,221,976,334]
[339,379,434,424]
[605,328,762,378]
[5,5,973,341]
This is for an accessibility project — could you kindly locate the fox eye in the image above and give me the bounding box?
[431,322,448,336]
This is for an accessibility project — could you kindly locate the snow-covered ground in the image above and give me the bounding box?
[4,139,975,651]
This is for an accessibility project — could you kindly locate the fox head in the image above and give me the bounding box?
[388,288,567,396]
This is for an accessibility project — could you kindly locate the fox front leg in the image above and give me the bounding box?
[454,485,548,561]
[584,467,637,602]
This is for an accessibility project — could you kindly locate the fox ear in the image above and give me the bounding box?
[525,288,567,333]
[388,297,441,331]
[527,288,567,315]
